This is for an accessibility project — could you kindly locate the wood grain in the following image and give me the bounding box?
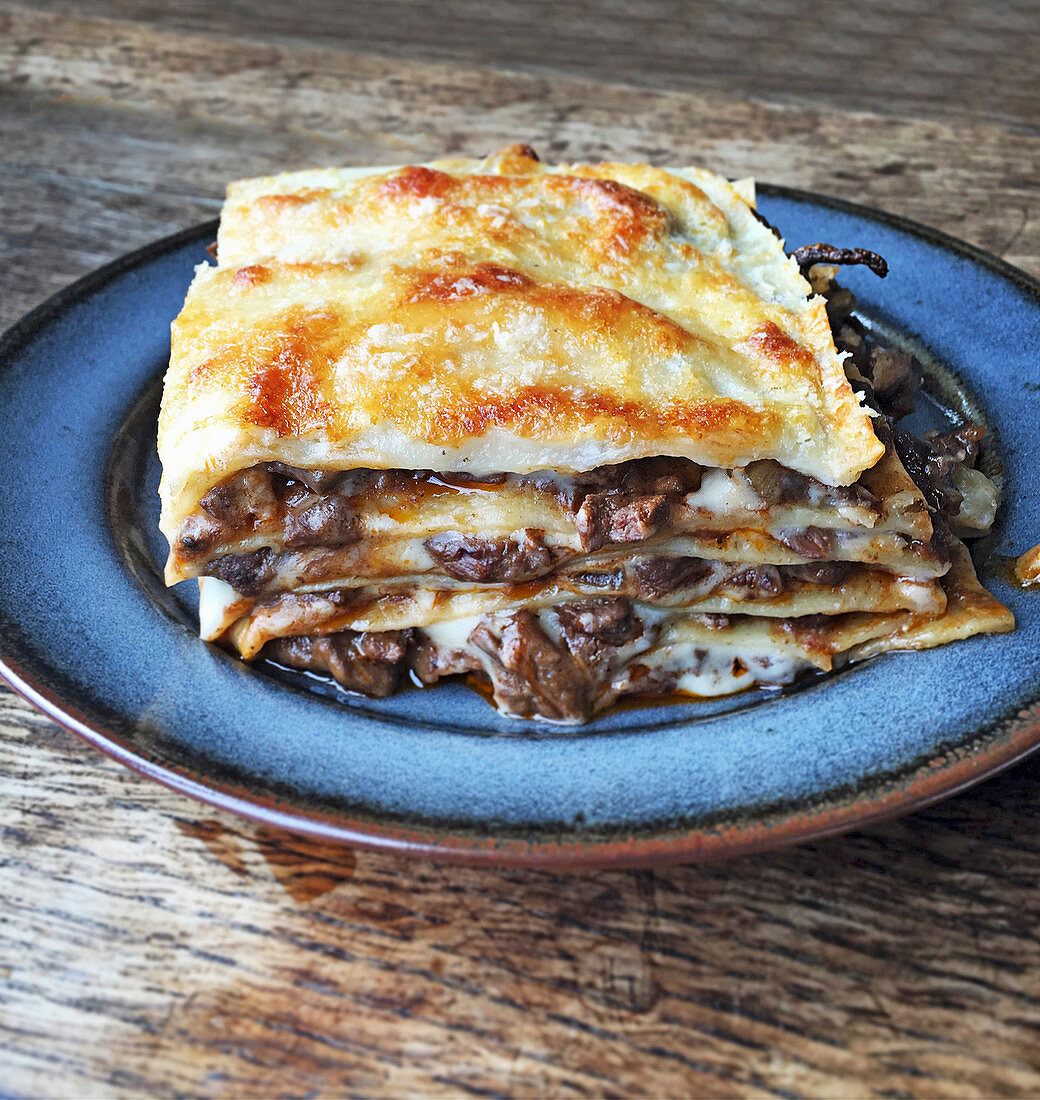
[17,0,1040,131]
[2,4,1040,1096]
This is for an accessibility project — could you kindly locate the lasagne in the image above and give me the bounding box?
[158,145,1014,722]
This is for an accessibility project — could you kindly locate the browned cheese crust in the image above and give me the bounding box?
[158,146,884,543]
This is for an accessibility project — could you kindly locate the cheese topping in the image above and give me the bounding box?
[158,148,884,540]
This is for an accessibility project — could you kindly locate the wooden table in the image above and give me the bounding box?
[3,3,1040,1095]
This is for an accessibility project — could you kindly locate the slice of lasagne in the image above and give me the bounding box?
[158,145,1013,722]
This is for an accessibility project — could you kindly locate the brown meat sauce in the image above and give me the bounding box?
[263,599,654,721]
[176,452,886,580]
[190,229,998,723]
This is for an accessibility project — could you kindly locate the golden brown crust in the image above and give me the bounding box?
[158,149,884,539]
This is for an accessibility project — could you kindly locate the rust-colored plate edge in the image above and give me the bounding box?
[4,647,1040,869]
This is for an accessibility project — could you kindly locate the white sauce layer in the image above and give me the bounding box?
[632,638,809,697]
[684,467,763,515]
[198,576,240,640]
[421,615,481,652]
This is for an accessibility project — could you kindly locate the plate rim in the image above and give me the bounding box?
[2,184,1038,868]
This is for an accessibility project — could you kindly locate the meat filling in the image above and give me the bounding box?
[207,547,275,596]
[813,266,991,535]
[628,557,713,598]
[264,629,414,697]
[792,243,889,278]
[173,451,885,572]
[425,529,564,582]
[225,267,1001,723]
[890,427,984,521]
[264,599,651,722]
[209,549,897,613]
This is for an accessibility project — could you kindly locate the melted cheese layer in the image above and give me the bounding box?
[158,147,884,539]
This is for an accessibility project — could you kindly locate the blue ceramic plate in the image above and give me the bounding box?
[1,187,1038,867]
